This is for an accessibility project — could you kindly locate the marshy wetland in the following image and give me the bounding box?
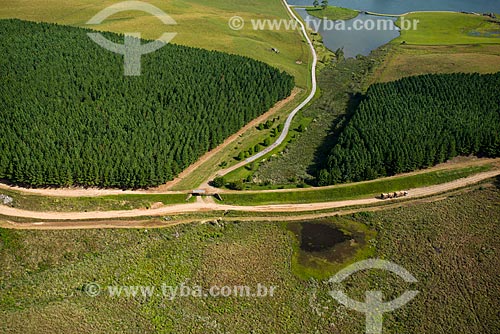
[287,217,377,279]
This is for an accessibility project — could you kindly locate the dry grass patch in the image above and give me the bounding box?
[194,223,289,287]
[372,44,500,83]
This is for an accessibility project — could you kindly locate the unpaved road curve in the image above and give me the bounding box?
[1,170,498,221]
[215,0,318,178]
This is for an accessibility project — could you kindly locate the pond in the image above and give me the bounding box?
[296,9,399,58]
[288,0,500,15]
[287,219,376,279]
[299,221,349,252]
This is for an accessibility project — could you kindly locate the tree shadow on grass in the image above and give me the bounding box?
[306,92,365,185]
[494,175,500,189]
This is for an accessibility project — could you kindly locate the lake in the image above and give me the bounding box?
[291,0,500,58]
[288,0,500,15]
[297,9,400,58]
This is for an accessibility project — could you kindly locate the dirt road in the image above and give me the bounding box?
[0,194,454,230]
[1,169,497,223]
[214,0,318,180]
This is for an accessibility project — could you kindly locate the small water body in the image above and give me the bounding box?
[287,219,375,278]
[299,222,349,252]
[289,220,363,262]
[288,0,500,15]
[297,9,399,58]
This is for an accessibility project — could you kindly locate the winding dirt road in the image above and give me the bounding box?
[1,169,498,222]
[215,0,318,179]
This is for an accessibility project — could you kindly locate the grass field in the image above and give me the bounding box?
[397,12,500,45]
[1,183,499,332]
[0,0,311,88]
[305,6,359,21]
[0,222,316,332]
[371,44,500,83]
[321,185,500,333]
[220,164,492,205]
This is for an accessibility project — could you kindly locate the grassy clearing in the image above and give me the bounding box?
[220,164,492,205]
[370,12,500,83]
[252,48,389,188]
[1,186,499,332]
[308,186,500,333]
[371,44,500,83]
[305,6,359,21]
[219,115,313,187]
[370,12,500,82]
[0,0,310,88]
[0,189,192,212]
[396,12,500,45]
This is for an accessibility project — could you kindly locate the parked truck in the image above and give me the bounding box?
[379,191,408,200]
